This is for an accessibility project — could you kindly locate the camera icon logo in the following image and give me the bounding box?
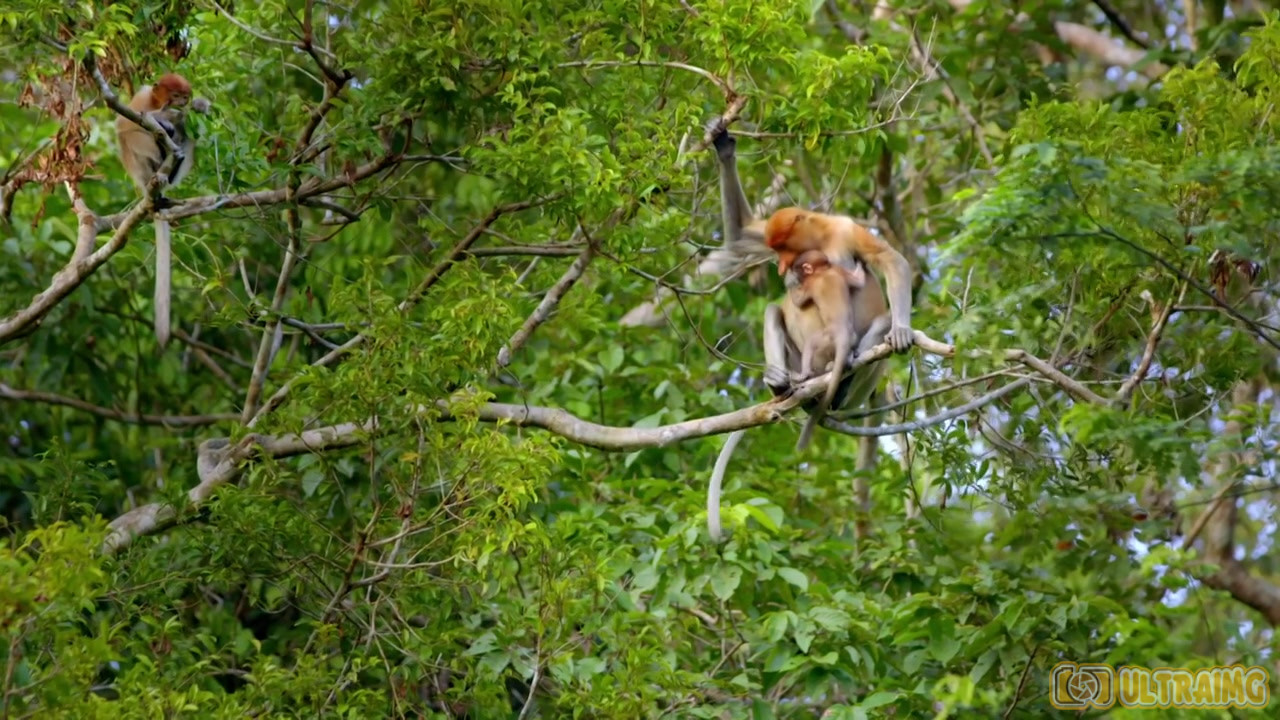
[1051,662,1116,709]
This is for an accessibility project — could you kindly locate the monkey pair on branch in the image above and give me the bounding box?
[703,120,937,541]
[115,73,210,348]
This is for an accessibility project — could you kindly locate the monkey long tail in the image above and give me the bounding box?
[707,429,746,542]
[154,219,171,348]
[795,413,820,451]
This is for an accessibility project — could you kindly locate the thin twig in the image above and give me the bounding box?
[1003,645,1040,719]
[1091,0,1150,49]
[1004,349,1108,405]
[825,377,1032,436]
[558,60,731,95]
[1115,282,1184,403]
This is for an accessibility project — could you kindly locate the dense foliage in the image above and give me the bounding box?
[3,1,1280,717]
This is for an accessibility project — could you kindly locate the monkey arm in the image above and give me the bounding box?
[838,263,867,289]
[151,111,177,138]
[709,121,770,249]
[710,122,754,236]
[787,284,813,308]
[848,225,914,351]
[118,125,165,192]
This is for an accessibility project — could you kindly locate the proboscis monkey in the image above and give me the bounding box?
[764,206,913,353]
[703,120,906,542]
[707,252,891,540]
[116,73,210,348]
[784,250,892,451]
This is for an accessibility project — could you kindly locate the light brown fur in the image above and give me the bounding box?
[704,123,907,542]
[783,250,862,450]
[115,73,202,349]
[764,206,913,353]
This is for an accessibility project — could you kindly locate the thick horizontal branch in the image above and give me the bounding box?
[474,332,955,448]
[101,332,952,553]
[103,421,376,555]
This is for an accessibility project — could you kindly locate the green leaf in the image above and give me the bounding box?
[710,564,743,601]
[777,567,809,592]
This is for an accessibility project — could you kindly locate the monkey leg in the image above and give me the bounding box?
[835,314,893,414]
[763,303,803,397]
[800,330,831,380]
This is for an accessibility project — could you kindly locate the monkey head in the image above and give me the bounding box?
[153,73,193,108]
[792,249,830,278]
[764,206,816,275]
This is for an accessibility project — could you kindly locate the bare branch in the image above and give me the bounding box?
[1115,284,1184,403]
[0,383,238,427]
[242,205,305,420]
[211,1,320,54]
[1004,349,1108,405]
[0,200,153,343]
[66,181,97,263]
[824,377,1032,436]
[464,245,586,258]
[682,95,750,164]
[496,242,596,368]
[95,151,403,234]
[101,332,954,553]
[1090,0,1151,49]
[1052,21,1167,78]
[103,421,376,554]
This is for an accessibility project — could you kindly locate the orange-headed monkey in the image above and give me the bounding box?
[764,206,913,353]
[116,73,209,348]
[703,121,909,542]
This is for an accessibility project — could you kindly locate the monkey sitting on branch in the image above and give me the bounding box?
[783,249,892,451]
[702,119,928,542]
[115,73,211,349]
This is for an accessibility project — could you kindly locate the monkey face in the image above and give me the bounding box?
[791,249,829,278]
[155,73,194,109]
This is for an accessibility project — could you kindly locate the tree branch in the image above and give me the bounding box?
[1115,284,1184,404]
[824,377,1032,436]
[0,200,153,343]
[94,151,403,234]
[1090,0,1151,49]
[0,383,238,427]
[496,240,596,368]
[1004,349,1108,405]
[101,332,954,553]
